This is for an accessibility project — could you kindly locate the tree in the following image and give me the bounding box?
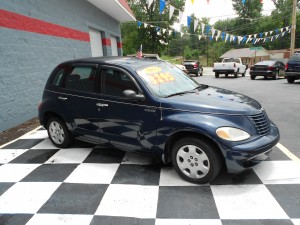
[121,0,185,55]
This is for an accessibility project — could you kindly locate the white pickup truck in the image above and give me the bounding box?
[213,58,247,78]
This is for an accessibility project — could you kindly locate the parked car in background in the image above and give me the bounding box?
[285,53,300,83]
[183,60,203,76]
[250,60,285,80]
[39,57,279,184]
[213,58,247,78]
[175,64,188,74]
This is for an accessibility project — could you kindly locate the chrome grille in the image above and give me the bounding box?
[248,111,271,135]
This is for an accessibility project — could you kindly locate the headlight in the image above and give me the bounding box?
[216,127,250,141]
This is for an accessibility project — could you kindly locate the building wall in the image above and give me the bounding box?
[0,0,123,131]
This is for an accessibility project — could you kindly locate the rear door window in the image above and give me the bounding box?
[64,66,97,93]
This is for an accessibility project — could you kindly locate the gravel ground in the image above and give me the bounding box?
[0,117,41,146]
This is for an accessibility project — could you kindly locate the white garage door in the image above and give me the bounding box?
[111,36,118,56]
[89,29,103,57]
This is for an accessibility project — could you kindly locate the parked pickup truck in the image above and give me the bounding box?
[213,58,247,78]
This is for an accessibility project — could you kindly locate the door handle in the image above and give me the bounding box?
[58,96,68,100]
[96,103,108,107]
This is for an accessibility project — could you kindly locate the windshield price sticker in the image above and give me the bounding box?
[149,72,175,85]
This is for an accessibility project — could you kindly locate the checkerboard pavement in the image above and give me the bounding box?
[0,127,300,225]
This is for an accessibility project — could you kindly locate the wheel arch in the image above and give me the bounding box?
[163,130,225,165]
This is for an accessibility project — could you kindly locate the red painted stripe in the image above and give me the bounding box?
[117,42,122,48]
[102,38,111,46]
[0,9,90,42]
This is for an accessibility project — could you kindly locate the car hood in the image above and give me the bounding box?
[161,86,262,115]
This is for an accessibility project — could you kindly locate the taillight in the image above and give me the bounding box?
[267,66,274,70]
[234,63,236,68]
[193,64,197,68]
[285,63,288,70]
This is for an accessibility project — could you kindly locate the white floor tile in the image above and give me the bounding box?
[95,184,159,218]
[155,219,222,225]
[122,152,155,165]
[253,161,300,184]
[0,149,28,163]
[20,129,48,140]
[292,219,300,225]
[26,214,93,225]
[159,167,199,186]
[0,182,60,213]
[65,163,119,184]
[0,164,40,182]
[211,184,289,219]
[45,148,93,164]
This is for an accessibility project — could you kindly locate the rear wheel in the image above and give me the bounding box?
[47,117,73,148]
[215,72,219,78]
[273,71,279,80]
[251,75,256,80]
[171,137,222,184]
[234,69,239,78]
[287,77,295,83]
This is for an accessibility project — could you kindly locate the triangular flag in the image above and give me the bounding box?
[191,0,195,4]
[254,34,257,38]
[207,0,210,4]
[147,0,154,8]
[265,32,268,36]
[216,30,221,41]
[159,0,166,14]
[211,28,216,38]
[194,19,199,31]
[144,22,148,28]
[187,16,192,28]
[271,36,274,42]
[137,21,142,28]
[225,33,229,42]
[169,5,175,20]
[198,35,202,40]
[179,11,183,24]
[180,32,184,37]
[201,23,205,35]
[270,31,273,35]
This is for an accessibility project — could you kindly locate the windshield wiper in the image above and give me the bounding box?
[165,90,195,98]
[193,85,208,90]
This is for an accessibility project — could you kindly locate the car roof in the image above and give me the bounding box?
[60,56,164,70]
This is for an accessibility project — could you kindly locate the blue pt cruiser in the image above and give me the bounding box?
[38,57,280,184]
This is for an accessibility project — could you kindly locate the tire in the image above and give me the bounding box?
[196,69,199,77]
[200,68,203,76]
[215,72,219,78]
[234,69,239,78]
[225,73,228,78]
[47,117,73,148]
[171,137,222,184]
[287,77,295,83]
[251,75,256,80]
[242,71,246,77]
[273,72,279,80]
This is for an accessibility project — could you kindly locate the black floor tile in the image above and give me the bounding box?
[21,164,78,182]
[222,219,294,225]
[90,216,155,225]
[83,147,125,163]
[156,186,219,219]
[38,183,108,214]
[9,149,58,164]
[266,184,300,218]
[111,164,161,185]
[0,214,33,225]
[0,182,14,196]
[1,139,44,149]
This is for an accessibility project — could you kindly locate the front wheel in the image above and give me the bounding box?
[273,72,279,80]
[47,117,73,148]
[171,138,222,184]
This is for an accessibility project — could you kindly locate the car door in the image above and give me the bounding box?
[97,66,159,152]
[58,63,101,143]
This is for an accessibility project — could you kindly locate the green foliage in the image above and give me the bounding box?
[121,0,299,61]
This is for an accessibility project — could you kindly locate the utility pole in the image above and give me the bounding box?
[290,0,297,56]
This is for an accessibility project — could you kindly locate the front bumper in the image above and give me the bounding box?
[223,122,280,174]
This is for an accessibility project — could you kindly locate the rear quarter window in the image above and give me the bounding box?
[289,55,300,62]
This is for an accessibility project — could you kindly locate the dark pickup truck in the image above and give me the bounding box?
[183,60,203,76]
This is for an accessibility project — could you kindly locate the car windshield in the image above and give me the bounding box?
[256,61,274,66]
[136,62,202,97]
[289,54,300,62]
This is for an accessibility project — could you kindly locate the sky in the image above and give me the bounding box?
[182,0,276,24]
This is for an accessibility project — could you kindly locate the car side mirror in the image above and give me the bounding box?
[123,90,145,101]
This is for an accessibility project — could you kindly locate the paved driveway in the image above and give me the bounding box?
[0,73,300,225]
